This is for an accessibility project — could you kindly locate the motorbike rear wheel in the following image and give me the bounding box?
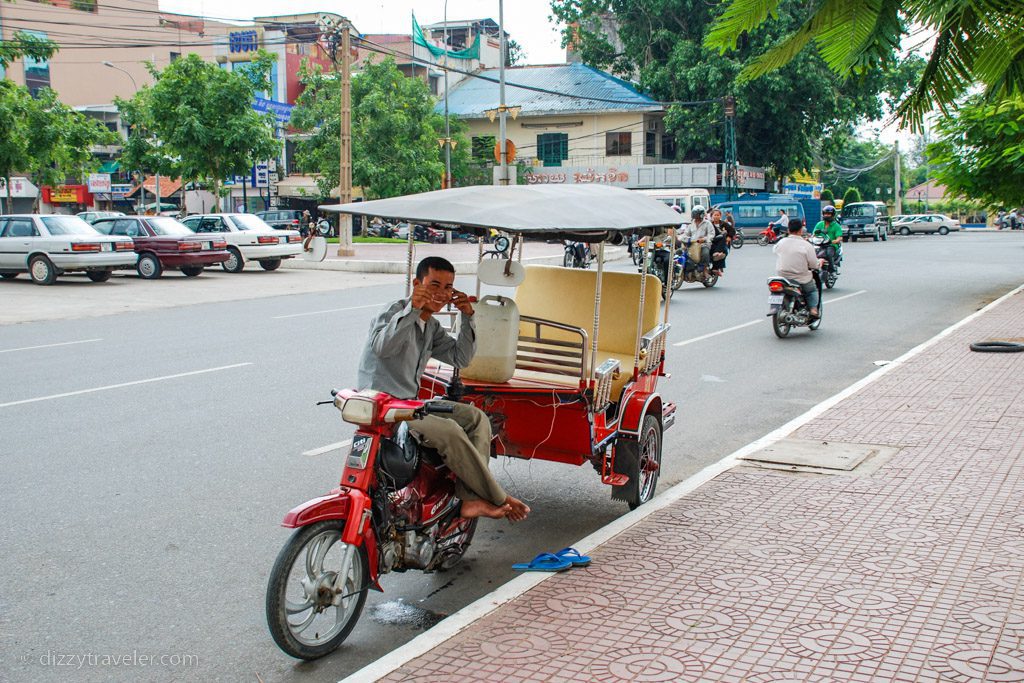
[266,520,369,660]
[772,310,791,338]
[825,272,837,289]
[731,234,743,249]
[702,273,718,288]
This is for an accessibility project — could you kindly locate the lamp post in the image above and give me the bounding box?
[103,61,151,213]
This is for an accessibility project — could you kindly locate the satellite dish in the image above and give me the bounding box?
[303,236,327,262]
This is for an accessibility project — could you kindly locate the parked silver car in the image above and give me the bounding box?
[892,214,961,235]
[0,214,137,285]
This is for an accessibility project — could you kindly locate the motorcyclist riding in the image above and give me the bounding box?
[774,218,824,319]
[812,206,843,272]
[681,206,714,271]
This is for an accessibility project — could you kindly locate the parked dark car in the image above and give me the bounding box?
[93,215,229,278]
[256,209,304,231]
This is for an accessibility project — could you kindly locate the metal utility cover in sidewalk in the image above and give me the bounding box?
[742,438,898,473]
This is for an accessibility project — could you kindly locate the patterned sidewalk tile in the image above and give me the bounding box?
[380,292,1024,682]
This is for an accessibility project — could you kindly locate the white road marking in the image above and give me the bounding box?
[674,320,761,347]
[0,338,102,354]
[302,439,351,457]
[272,304,382,319]
[673,289,868,347]
[0,363,252,409]
[340,283,1024,683]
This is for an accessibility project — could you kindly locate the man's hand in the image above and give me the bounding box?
[410,283,432,310]
[451,289,474,316]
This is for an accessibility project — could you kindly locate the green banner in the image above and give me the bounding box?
[412,13,480,60]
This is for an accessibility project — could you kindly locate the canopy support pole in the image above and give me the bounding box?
[633,235,649,378]
[589,241,605,388]
[405,227,415,297]
[475,236,484,299]
[663,228,675,328]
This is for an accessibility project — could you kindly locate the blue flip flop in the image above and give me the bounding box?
[554,547,592,567]
[512,552,572,572]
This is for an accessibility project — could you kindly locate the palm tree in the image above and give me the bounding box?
[704,0,1024,131]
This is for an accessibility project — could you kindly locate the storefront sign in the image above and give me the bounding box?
[783,182,823,199]
[87,173,111,193]
[0,176,37,198]
[229,29,262,56]
[43,185,90,204]
[525,167,631,186]
[736,165,766,190]
[252,97,293,124]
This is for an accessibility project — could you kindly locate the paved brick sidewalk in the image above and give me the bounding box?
[373,289,1024,682]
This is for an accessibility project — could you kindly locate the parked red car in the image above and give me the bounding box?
[92,216,229,278]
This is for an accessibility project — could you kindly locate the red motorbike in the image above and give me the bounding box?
[757,224,784,246]
[265,389,478,660]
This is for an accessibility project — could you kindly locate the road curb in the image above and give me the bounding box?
[339,281,1024,683]
[282,248,626,274]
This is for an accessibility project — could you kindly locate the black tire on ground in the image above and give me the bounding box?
[612,413,662,510]
[842,236,849,243]
[772,310,791,338]
[563,251,574,268]
[757,234,769,247]
[181,266,204,277]
[137,253,163,279]
[731,234,743,249]
[29,255,57,285]
[87,270,112,282]
[0,273,18,280]
[825,272,837,289]
[969,341,1024,353]
[266,521,369,660]
[703,273,718,288]
[260,259,282,271]
[900,227,911,236]
[222,247,244,273]
[939,226,949,235]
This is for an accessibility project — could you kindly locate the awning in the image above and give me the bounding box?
[274,174,327,199]
[125,176,182,199]
[0,176,39,199]
[99,161,121,173]
[319,185,684,237]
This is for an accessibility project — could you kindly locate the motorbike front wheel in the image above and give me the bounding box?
[563,250,575,268]
[772,310,791,338]
[266,520,369,660]
[757,234,770,246]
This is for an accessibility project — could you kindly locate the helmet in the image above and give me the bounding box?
[822,205,836,216]
[691,206,706,220]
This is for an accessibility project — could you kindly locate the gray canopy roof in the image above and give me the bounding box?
[319,185,683,237]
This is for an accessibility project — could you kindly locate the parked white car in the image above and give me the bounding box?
[0,214,137,285]
[77,210,125,225]
[179,213,302,272]
[892,214,961,235]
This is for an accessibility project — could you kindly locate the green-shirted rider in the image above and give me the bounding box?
[812,205,843,272]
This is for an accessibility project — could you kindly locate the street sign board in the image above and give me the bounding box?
[253,162,269,188]
[87,173,111,193]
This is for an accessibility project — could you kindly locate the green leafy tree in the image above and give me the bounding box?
[842,187,862,205]
[929,95,1024,208]
[704,0,1024,130]
[0,28,57,69]
[552,0,921,179]
[291,57,470,199]
[820,188,834,203]
[0,81,115,212]
[116,53,280,211]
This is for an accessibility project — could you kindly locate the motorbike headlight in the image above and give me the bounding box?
[339,395,378,425]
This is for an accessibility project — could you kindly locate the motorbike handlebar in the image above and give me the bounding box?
[423,402,455,415]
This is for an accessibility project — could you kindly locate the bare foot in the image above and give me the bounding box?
[461,498,511,520]
[505,496,531,523]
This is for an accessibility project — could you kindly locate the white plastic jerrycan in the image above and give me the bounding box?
[461,295,519,383]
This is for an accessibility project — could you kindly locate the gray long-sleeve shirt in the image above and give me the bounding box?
[681,218,716,244]
[357,299,476,399]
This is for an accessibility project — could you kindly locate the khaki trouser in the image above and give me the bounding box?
[409,401,507,506]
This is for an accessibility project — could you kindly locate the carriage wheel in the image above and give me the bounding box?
[612,413,662,510]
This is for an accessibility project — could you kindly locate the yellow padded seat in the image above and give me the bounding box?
[514,265,662,396]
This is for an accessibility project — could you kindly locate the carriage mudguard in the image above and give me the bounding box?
[618,390,663,436]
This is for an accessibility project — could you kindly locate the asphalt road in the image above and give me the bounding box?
[1,231,1021,682]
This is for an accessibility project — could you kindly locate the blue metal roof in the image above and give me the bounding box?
[440,63,662,118]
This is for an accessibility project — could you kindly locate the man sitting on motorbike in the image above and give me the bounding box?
[681,206,715,270]
[812,206,843,272]
[357,256,531,522]
[774,219,824,318]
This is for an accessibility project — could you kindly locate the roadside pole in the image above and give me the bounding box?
[155,173,160,214]
[894,140,902,215]
[336,21,355,256]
